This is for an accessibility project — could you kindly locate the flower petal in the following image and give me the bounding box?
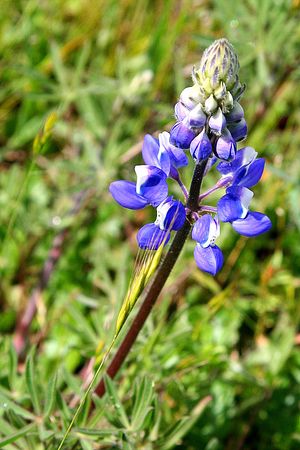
[155,198,186,231]
[194,244,224,275]
[159,132,188,169]
[192,214,220,248]
[215,129,236,161]
[188,104,207,128]
[180,86,201,110]
[208,108,226,135]
[142,134,170,175]
[217,146,257,175]
[225,102,244,123]
[231,211,272,237]
[135,165,168,207]
[170,120,196,149]
[174,102,189,121]
[109,181,148,209]
[137,223,170,250]
[190,130,212,160]
[234,158,265,188]
[217,186,253,222]
[227,118,247,142]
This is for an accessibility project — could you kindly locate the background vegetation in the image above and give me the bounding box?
[0,0,300,448]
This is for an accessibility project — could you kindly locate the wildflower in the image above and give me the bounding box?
[109,38,271,276]
[137,198,186,250]
[109,164,168,209]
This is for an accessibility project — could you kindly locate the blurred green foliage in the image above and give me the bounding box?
[0,0,300,448]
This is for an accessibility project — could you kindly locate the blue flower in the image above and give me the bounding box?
[192,215,223,275]
[217,147,265,188]
[214,129,236,161]
[217,186,253,222]
[170,120,196,149]
[142,133,188,180]
[217,185,271,236]
[109,45,272,277]
[225,101,244,122]
[208,108,226,135]
[190,129,212,161]
[137,197,186,250]
[109,164,168,209]
[227,118,247,142]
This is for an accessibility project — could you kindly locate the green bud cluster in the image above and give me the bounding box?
[190,39,245,115]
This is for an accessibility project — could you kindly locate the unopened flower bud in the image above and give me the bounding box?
[215,129,236,161]
[222,91,234,113]
[174,102,189,121]
[180,85,202,110]
[190,130,212,161]
[204,94,218,114]
[197,39,239,86]
[188,104,207,128]
[170,120,196,149]
[208,108,226,135]
[214,82,227,100]
[227,119,247,142]
[225,101,244,123]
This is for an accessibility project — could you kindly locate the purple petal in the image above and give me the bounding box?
[174,102,189,121]
[159,132,188,169]
[227,119,247,142]
[190,130,212,161]
[194,244,224,275]
[156,198,186,231]
[231,211,272,237]
[217,187,253,222]
[109,181,148,209]
[142,134,170,175]
[234,158,265,188]
[135,165,168,207]
[208,108,226,135]
[225,102,244,123]
[217,146,257,175]
[215,129,236,161]
[180,86,201,110]
[192,215,220,248]
[170,120,196,149]
[137,223,170,250]
[188,104,207,128]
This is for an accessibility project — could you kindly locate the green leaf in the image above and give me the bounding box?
[80,439,94,450]
[0,423,36,448]
[44,372,57,418]
[131,377,154,431]
[103,375,129,428]
[76,428,118,437]
[0,393,35,421]
[25,348,41,415]
[8,343,17,390]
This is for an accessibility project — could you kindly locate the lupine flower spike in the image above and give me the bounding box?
[110,38,271,277]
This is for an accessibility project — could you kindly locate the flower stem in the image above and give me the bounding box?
[176,175,189,200]
[94,158,208,398]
